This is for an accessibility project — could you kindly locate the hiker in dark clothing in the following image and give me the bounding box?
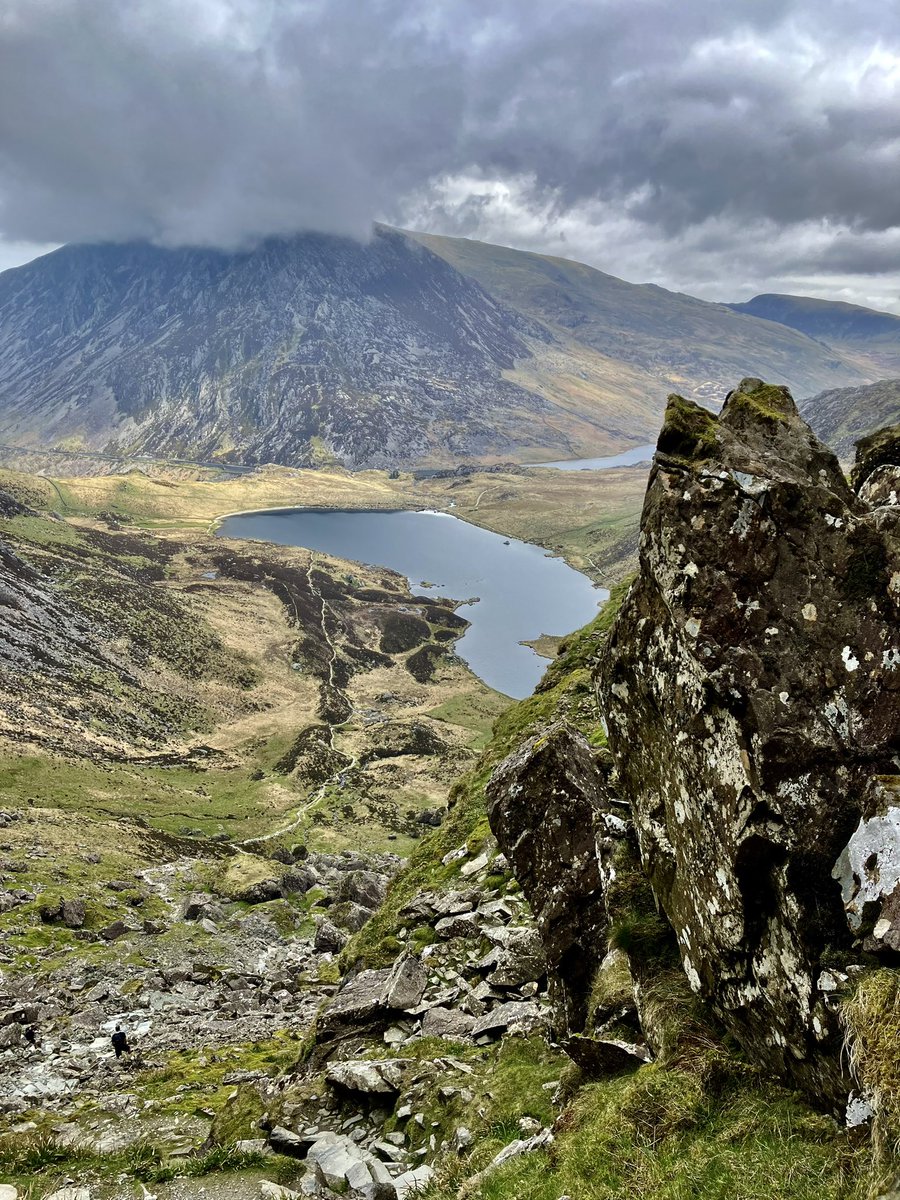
[111,1027,130,1058]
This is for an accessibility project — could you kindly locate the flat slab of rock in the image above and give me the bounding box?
[471,1001,547,1040]
[319,969,392,1033]
[308,1135,373,1193]
[420,1006,475,1040]
[326,1058,409,1095]
[561,1036,651,1076]
[382,953,427,1010]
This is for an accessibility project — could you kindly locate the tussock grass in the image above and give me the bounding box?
[843,969,900,1161]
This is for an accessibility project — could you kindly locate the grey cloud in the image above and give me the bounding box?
[0,0,898,312]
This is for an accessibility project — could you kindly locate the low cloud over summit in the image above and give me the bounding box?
[1,0,899,305]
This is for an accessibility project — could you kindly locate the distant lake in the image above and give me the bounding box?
[534,443,656,471]
[217,508,605,698]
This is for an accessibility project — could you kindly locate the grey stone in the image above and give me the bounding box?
[600,381,900,1106]
[341,870,389,911]
[487,722,620,1034]
[325,1059,408,1095]
[181,892,217,921]
[267,1126,315,1158]
[315,917,349,953]
[561,1036,651,1076]
[394,1166,435,1198]
[99,919,131,941]
[471,1001,547,1040]
[308,1136,370,1194]
[420,1007,475,1040]
[319,969,392,1035]
[434,914,481,940]
[381,954,427,1011]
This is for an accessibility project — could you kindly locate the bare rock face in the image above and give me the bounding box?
[599,379,900,1106]
[486,722,623,1033]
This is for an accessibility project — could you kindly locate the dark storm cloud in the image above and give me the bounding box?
[0,0,898,307]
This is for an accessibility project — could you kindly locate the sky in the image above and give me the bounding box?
[1,0,899,311]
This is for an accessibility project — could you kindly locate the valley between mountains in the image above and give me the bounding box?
[0,381,898,1200]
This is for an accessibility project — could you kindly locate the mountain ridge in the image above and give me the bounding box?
[0,226,873,469]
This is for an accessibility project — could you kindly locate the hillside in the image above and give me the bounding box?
[728,292,900,377]
[407,230,868,405]
[0,388,897,1200]
[800,378,900,459]
[0,228,871,472]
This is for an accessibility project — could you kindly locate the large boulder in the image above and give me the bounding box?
[486,723,619,1032]
[599,379,900,1107]
[318,955,428,1039]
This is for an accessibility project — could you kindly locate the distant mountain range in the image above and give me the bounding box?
[728,293,900,378]
[0,226,888,468]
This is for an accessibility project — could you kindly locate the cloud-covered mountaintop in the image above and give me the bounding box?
[1,1,899,306]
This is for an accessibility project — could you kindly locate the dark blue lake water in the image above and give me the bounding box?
[217,508,605,698]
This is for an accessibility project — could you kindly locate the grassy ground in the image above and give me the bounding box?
[423,1059,873,1200]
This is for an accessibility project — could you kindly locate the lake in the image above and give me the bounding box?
[534,443,656,471]
[217,508,605,698]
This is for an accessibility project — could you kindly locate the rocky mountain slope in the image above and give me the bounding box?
[799,377,900,459]
[0,228,872,471]
[0,228,658,470]
[0,385,898,1199]
[729,293,900,377]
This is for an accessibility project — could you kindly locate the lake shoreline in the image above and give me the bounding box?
[216,506,606,698]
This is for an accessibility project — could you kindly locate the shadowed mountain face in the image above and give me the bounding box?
[728,293,900,378]
[0,228,560,469]
[0,227,871,469]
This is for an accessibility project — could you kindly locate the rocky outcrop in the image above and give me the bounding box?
[485,723,619,1033]
[599,379,900,1107]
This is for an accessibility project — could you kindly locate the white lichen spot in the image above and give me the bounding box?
[684,561,699,578]
[846,1093,875,1129]
[685,618,701,638]
[779,691,790,705]
[834,806,900,929]
[611,681,630,702]
[765,627,779,637]
[841,646,859,672]
[801,603,817,621]
[883,648,900,670]
[729,499,756,539]
[683,957,702,993]
[824,513,844,529]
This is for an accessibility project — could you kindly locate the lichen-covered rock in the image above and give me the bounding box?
[600,378,900,1106]
[486,723,617,1033]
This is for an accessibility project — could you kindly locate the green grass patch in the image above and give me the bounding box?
[427,1059,873,1200]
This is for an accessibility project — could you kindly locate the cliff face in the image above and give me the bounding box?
[599,380,899,1104]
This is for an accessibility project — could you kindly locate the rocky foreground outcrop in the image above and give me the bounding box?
[489,380,899,1113]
